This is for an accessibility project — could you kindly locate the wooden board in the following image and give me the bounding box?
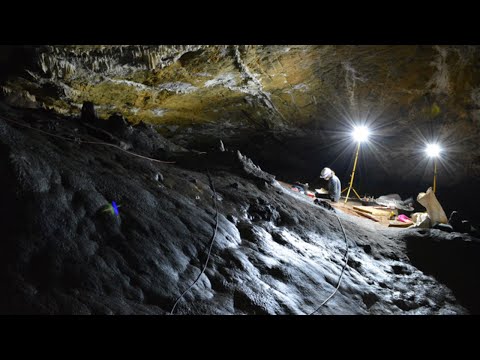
[331,202,363,218]
[354,210,380,222]
[388,220,413,227]
[279,180,405,228]
[353,205,394,216]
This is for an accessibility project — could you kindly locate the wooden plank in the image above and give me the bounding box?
[353,205,393,216]
[388,220,412,227]
[354,210,380,222]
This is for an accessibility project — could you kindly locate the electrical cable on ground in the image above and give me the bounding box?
[309,210,350,315]
[169,170,219,315]
[0,115,176,164]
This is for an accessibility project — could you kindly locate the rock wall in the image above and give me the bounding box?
[1,45,480,206]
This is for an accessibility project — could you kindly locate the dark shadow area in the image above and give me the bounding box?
[0,46,38,83]
[0,142,31,312]
[405,230,480,314]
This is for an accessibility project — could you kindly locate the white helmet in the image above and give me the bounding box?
[320,167,333,179]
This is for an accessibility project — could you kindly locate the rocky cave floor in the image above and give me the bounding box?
[0,103,479,315]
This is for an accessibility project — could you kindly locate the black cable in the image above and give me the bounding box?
[169,170,219,315]
[309,210,350,315]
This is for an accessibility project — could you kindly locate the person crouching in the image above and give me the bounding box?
[318,167,341,202]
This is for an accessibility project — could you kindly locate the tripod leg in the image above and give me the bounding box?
[352,187,362,201]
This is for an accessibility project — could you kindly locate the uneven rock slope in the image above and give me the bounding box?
[0,106,473,314]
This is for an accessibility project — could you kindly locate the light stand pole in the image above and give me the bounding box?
[425,143,441,193]
[341,125,370,204]
[343,142,362,204]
